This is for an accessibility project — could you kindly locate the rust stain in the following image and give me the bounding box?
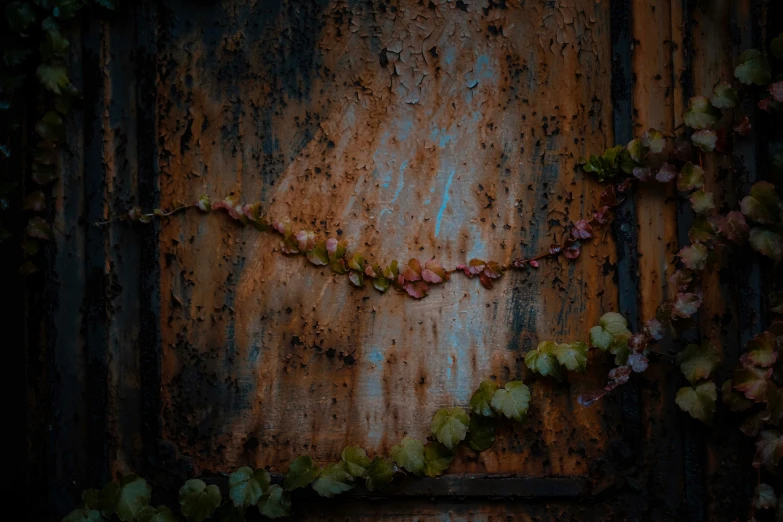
[156,0,619,476]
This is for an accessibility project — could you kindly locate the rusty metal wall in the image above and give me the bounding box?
[26,0,776,520]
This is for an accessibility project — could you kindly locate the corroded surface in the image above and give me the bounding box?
[156,0,618,474]
[34,0,773,520]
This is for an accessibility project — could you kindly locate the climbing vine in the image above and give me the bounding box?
[6,2,783,522]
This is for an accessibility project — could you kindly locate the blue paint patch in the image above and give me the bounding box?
[367,348,385,365]
[378,160,407,221]
[434,169,456,238]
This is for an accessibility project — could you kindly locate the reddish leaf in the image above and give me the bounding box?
[716,211,749,243]
[673,140,693,161]
[733,366,772,401]
[478,272,493,289]
[24,191,46,212]
[722,380,755,412]
[401,258,422,281]
[600,186,620,207]
[572,220,594,240]
[593,206,613,225]
[669,270,694,292]
[483,261,503,279]
[758,97,775,113]
[632,166,651,182]
[733,115,752,136]
[607,366,632,387]
[617,178,633,193]
[26,216,53,240]
[404,280,429,299]
[213,196,242,220]
[753,430,783,473]
[672,293,702,319]
[563,243,581,259]
[627,353,649,373]
[468,258,486,276]
[529,259,539,268]
[655,163,678,183]
[422,259,449,284]
[644,318,666,341]
[769,81,783,102]
[296,230,316,252]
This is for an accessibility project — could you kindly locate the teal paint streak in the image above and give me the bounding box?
[434,169,456,238]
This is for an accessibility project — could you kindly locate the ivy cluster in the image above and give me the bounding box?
[63,379,535,522]
[2,0,117,274]
[7,1,783,520]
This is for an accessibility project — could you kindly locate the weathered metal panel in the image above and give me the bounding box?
[155,0,619,477]
[28,0,773,520]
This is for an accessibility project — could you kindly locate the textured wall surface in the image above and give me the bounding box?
[28,0,775,520]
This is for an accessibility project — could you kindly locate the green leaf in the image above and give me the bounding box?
[641,128,666,154]
[137,506,178,522]
[430,407,469,450]
[257,485,291,519]
[691,129,717,152]
[306,239,329,266]
[469,380,498,417]
[524,341,563,381]
[677,163,705,192]
[710,82,739,109]
[228,466,270,509]
[36,110,65,141]
[678,243,708,271]
[6,1,36,32]
[749,228,783,262]
[37,63,70,94]
[589,325,612,350]
[683,96,720,129]
[553,341,588,372]
[740,181,781,225]
[589,312,632,357]
[283,455,321,490]
[178,479,221,522]
[742,331,779,368]
[578,145,623,181]
[675,381,717,424]
[365,456,395,492]
[311,461,355,498]
[677,342,720,384]
[114,475,152,522]
[688,215,716,243]
[466,415,496,452]
[98,483,120,518]
[81,489,101,511]
[772,33,783,59]
[490,381,531,421]
[340,446,372,478]
[689,190,715,215]
[41,19,70,59]
[390,436,425,477]
[423,442,454,477]
[735,49,772,85]
[62,509,103,522]
[755,483,776,509]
